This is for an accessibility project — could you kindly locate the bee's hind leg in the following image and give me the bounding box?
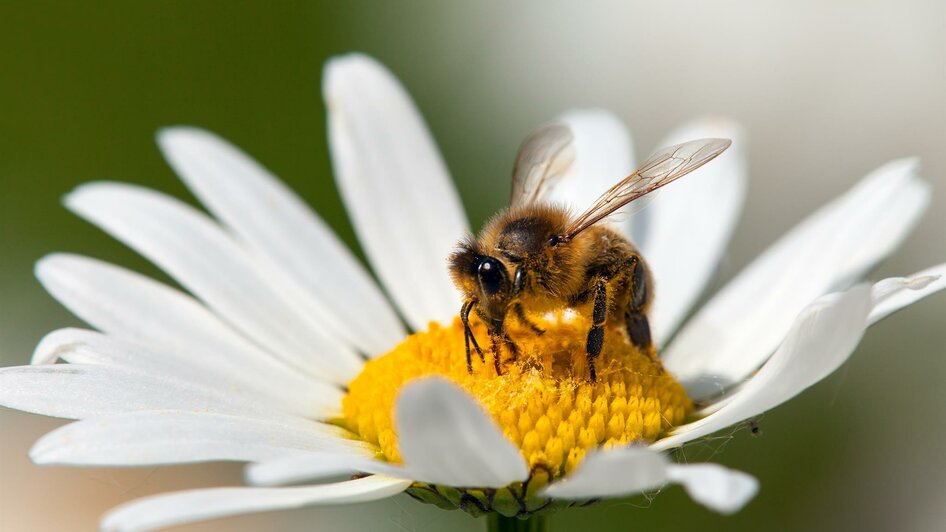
[461,300,484,373]
[586,278,608,382]
[624,256,653,351]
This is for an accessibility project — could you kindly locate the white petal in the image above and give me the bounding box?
[679,269,944,420]
[32,328,342,419]
[550,109,638,237]
[0,364,281,420]
[35,254,340,413]
[100,475,411,532]
[869,263,946,324]
[158,127,404,356]
[33,328,271,404]
[664,159,930,398]
[64,183,363,384]
[36,254,285,371]
[246,453,410,487]
[30,411,369,466]
[324,53,468,330]
[541,447,668,499]
[540,447,758,514]
[653,284,872,450]
[643,119,748,346]
[666,463,759,515]
[394,377,528,487]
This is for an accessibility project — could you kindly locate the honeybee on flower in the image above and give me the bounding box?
[0,54,942,532]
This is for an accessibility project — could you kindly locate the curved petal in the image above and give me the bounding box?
[158,127,404,356]
[664,159,930,397]
[653,284,872,450]
[665,463,759,515]
[541,447,756,514]
[246,453,409,487]
[395,377,528,488]
[65,182,363,384]
[100,476,411,532]
[694,269,945,420]
[324,53,468,330]
[35,254,317,382]
[30,410,368,466]
[642,119,748,346]
[246,378,534,489]
[32,328,342,419]
[541,447,667,499]
[869,263,946,323]
[548,109,637,236]
[0,364,283,421]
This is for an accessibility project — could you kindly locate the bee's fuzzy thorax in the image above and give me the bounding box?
[478,203,589,299]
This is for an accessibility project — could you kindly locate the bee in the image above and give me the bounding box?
[449,122,731,381]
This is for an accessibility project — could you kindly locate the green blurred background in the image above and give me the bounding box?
[2,1,944,530]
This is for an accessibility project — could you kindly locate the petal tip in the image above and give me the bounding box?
[155,125,209,150]
[33,253,84,291]
[33,253,59,279]
[906,274,939,291]
[28,436,56,465]
[668,463,759,515]
[557,107,625,126]
[322,52,386,98]
[62,181,123,215]
[676,116,747,141]
[883,156,922,178]
[61,183,92,212]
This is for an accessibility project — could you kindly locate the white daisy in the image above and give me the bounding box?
[1,53,943,532]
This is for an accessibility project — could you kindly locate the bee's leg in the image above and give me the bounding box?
[624,255,653,350]
[462,300,473,373]
[586,278,608,382]
[461,300,484,373]
[486,321,518,375]
[487,329,504,375]
[512,302,545,336]
[501,329,520,361]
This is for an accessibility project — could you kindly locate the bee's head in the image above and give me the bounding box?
[449,239,512,326]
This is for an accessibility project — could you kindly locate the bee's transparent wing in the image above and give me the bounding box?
[510,122,576,206]
[564,138,732,238]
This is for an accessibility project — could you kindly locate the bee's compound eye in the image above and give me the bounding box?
[547,235,565,247]
[477,257,506,296]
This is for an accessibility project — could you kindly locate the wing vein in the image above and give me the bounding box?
[564,138,732,238]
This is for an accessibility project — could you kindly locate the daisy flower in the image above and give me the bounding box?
[1,53,944,532]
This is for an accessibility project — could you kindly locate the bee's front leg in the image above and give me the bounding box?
[461,299,484,373]
[487,323,519,376]
[586,277,608,382]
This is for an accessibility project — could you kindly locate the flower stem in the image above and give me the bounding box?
[486,514,548,532]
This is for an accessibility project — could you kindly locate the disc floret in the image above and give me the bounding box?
[341,313,692,517]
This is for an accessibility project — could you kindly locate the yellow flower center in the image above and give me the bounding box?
[342,313,692,501]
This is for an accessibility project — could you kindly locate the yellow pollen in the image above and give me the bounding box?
[342,313,692,486]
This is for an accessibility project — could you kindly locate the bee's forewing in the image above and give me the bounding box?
[510,122,576,206]
[564,138,731,237]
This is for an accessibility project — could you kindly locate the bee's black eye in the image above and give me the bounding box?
[477,257,507,296]
[547,235,566,247]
